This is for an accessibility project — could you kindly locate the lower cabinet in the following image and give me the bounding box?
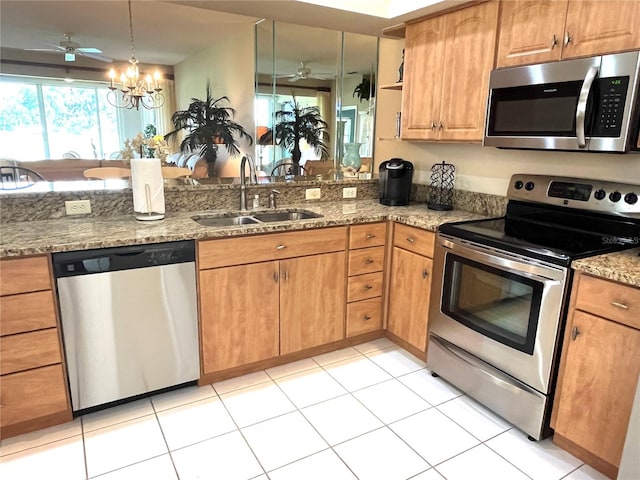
[386,224,435,352]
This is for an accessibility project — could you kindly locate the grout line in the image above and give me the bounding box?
[81,417,89,480]
[150,398,181,480]
[481,435,536,480]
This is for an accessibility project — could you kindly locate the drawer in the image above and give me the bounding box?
[0,364,69,428]
[348,246,385,276]
[0,291,58,336]
[346,297,382,337]
[575,274,640,329]
[199,226,348,269]
[1,328,62,375]
[0,256,51,296]
[349,223,387,250]
[347,272,384,303]
[393,224,435,258]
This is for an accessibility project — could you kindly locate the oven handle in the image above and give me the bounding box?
[430,335,544,398]
[576,66,599,149]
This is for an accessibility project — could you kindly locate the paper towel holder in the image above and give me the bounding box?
[136,183,165,221]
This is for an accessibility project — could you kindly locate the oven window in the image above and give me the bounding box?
[442,254,543,355]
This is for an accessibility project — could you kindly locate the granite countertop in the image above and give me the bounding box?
[572,248,640,288]
[0,200,487,257]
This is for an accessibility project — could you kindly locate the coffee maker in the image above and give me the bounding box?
[379,159,413,206]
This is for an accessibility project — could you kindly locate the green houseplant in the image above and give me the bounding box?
[261,97,329,175]
[353,76,375,102]
[164,82,253,177]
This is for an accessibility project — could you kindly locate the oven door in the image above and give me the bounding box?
[429,234,569,394]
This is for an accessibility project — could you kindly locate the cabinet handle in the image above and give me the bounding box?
[571,326,580,341]
[282,271,289,281]
[422,269,429,279]
[365,258,375,264]
[610,301,629,310]
[564,32,572,45]
[365,234,376,239]
[550,34,558,49]
[273,272,279,283]
[364,284,373,290]
[431,121,437,131]
[276,244,287,250]
[406,237,415,243]
[438,121,444,131]
[363,314,372,321]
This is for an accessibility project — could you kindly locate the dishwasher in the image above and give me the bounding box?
[53,240,199,414]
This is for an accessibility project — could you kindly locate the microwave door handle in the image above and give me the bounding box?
[576,66,599,148]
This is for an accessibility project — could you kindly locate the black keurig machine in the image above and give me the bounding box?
[379,159,413,206]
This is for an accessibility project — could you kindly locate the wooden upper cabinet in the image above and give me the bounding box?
[563,1,640,59]
[496,0,568,67]
[401,15,445,140]
[440,0,499,141]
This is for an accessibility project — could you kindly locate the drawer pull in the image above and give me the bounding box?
[363,315,372,321]
[610,301,629,310]
[282,271,289,281]
[365,258,375,264]
[571,326,580,341]
[364,284,373,290]
[406,237,415,243]
[273,272,279,283]
[276,244,287,250]
[422,269,429,279]
[365,234,376,239]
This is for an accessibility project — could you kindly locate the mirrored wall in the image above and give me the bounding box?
[255,20,378,177]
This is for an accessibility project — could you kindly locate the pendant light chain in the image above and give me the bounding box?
[128,0,137,63]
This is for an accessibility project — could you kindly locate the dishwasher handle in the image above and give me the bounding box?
[52,240,195,277]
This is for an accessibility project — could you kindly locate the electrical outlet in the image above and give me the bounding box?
[305,188,321,200]
[65,200,92,215]
[343,187,357,199]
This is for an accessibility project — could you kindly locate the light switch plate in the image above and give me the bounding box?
[305,188,321,200]
[65,200,92,215]
[343,187,357,199]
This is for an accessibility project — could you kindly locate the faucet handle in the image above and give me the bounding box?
[269,189,280,209]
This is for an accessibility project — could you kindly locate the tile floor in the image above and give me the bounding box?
[0,338,611,480]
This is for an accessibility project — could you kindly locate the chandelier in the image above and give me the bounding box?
[107,0,164,110]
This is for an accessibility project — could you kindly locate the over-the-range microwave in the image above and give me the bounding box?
[483,50,640,153]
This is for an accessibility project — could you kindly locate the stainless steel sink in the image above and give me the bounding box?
[192,209,322,227]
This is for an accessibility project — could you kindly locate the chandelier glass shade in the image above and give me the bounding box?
[107,0,164,110]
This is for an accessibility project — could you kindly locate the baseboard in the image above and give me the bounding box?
[385,331,427,361]
[553,433,618,479]
[0,409,73,440]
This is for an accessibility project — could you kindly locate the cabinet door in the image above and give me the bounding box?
[564,1,640,59]
[280,252,345,354]
[496,0,568,68]
[554,311,640,467]
[200,262,279,373]
[387,247,432,351]
[401,15,445,140]
[439,0,499,141]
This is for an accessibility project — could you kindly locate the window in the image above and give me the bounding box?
[0,76,158,161]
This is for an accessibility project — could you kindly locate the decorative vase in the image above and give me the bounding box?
[343,143,362,171]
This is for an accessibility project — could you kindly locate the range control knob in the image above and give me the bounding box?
[594,189,606,200]
[609,191,622,203]
[514,180,524,190]
[525,181,535,191]
[624,192,638,205]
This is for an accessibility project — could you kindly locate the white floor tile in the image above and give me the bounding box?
[242,411,328,472]
[390,408,479,466]
[486,429,583,480]
[84,415,168,478]
[221,381,296,428]
[324,355,392,392]
[0,435,85,480]
[410,469,445,480]
[435,444,529,480]
[251,476,268,480]
[91,454,177,479]
[313,347,362,366]
[266,358,318,379]
[334,427,429,480]
[151,384,216,412]
[564,464,612,480]
[157,397,236,450]
[0,418,82,457]
[301,394,383,445]
[437,395,511,441]
[275,367,347,408]
[82,398,155,433]
[366,347,426,376]
[172,430,263,480]
[398,369,463,405]
[353,337,397,354]
[268,449,356,480]
[213,370,272,395]
[353,379,431,424]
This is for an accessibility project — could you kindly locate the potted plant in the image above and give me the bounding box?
[261,97,329,175]
[164,82,253,177]
[353,76,375,102]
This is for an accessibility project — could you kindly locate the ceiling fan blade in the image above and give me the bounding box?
[275,74,295,78]
[78,51,113,62]
[77,47,102,54]
[288,76,302,83]
[24,48,61,52]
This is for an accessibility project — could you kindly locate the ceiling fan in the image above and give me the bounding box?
[276,62,335,82]
[25,34,112,63]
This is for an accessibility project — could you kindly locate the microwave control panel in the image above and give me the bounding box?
[592,76,630,137]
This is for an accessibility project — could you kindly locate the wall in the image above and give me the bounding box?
[375,38,640,197]
[173,25,255,178]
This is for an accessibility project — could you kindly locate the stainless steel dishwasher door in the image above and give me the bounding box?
[57,261,199,412]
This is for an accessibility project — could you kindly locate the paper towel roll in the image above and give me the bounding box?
[131,157,165,221]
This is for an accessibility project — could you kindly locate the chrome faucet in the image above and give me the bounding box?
[268,189,280,209]
[239,154,258,211]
